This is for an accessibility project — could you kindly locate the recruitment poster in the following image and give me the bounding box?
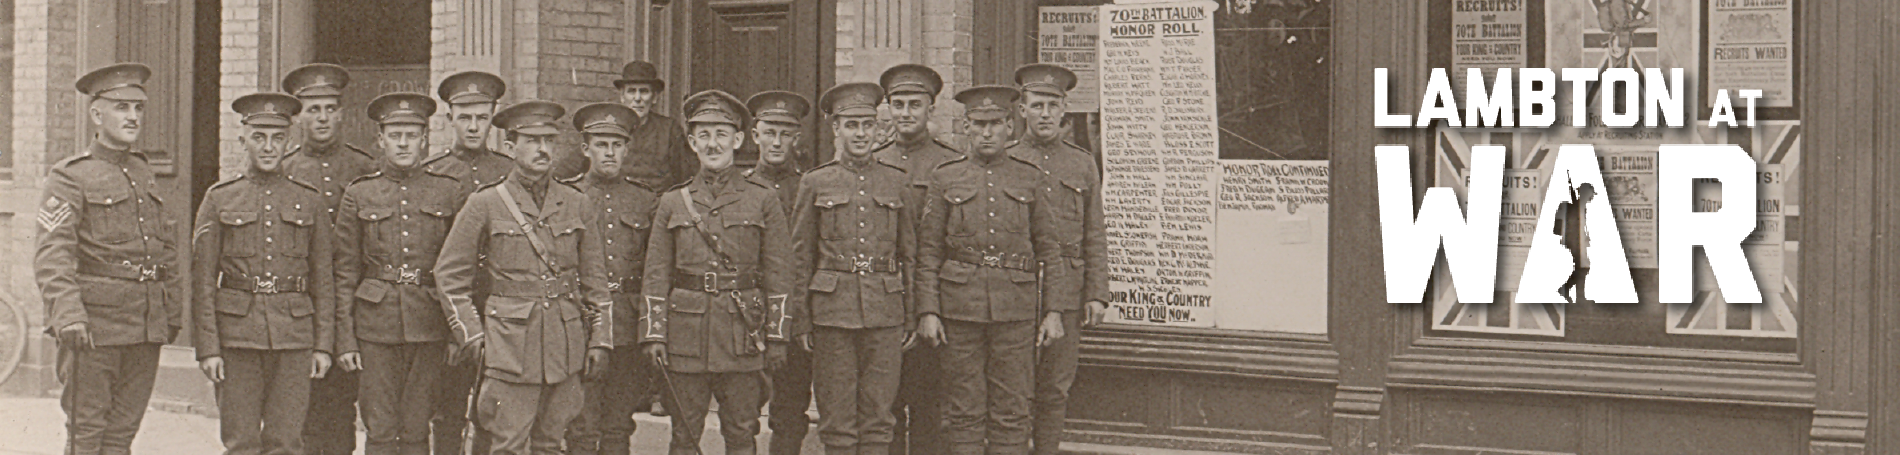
[1430,131,1565,335]
[1099,0,1223,328]
[1039,6,1101,112]
[1705,0,1794,109]
[1449,0,1530,90]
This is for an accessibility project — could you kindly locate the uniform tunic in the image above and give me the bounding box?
[568,173,661,347]
[426,146,516,196]
[745,160,803,211]
[436,171,614,385]
[191,171,338,357]
[916,154,1060,323]
[282,140,378,219]
[638,168,794,373]
[335,162,468,350]
[1006,139,1107,455]
[872,135,962,226]
[36,143,183,345]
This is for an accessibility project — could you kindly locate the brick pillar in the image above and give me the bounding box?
[219,0,276,181]
[835,0,973,146]
[430,0,625,148]
[5,0,82,396]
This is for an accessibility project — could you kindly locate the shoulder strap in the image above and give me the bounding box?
[496,184,562,274]
[679,188,736,270]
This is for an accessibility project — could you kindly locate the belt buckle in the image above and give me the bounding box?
[138,264,160,282]
[703,272,719,293]
[254,275,277,294]
[397,267,421,285]
[606,280,623,292]
[854,258,873,273]
[983,254,1003,268]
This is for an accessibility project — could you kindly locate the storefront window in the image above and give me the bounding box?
[1421,0,1799,353]
[1087,0,1332,334]
[0,0,14,174]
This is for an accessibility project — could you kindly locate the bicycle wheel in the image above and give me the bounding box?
[0,298,26,388]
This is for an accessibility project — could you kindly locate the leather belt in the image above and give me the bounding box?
[218,271,308,294]
[606,276,643,294]
[491,273,579,298]
[950,249,1035,271]
[376,265,435,286]
[1060,242,1084,259]
[819,255,900,274]
[673,270,761,293]
[79,258,172,282]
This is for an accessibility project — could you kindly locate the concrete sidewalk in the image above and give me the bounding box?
[0,396,824,455]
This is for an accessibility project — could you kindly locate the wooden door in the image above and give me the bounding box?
[683,0,826,167]
[111,0,196,345]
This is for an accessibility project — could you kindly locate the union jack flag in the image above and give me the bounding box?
[1667,122,1799,337]
[1431,129,1565,336]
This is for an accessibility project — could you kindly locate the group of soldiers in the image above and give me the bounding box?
[37,57,1107,455]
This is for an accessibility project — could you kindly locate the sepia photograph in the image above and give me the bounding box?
[0,0,1890,454]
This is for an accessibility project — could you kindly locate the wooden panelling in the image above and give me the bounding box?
[1394,390,1807,455]
[1612,402,1807,455]
[1068,366,1334,454]
[1402,391,1582,454]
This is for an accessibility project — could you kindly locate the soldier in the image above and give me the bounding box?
[872,64,958,455]
[335,93,467,455]
[790,82,915,455]
[640,90,793,455]
[744,89,815,455]
[280,62,376,455]
[914,86,1061,455]
[1006,64,1108,455]
[554,61,697,191]
[35,62,183,455]
[427,71,516,193]
[425,70,512,455]
[563,102,663,455]
[192,92,338,455]
[434,100,614,455]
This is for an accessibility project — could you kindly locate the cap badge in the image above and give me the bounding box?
[398,100,410,110]
[1043,74,1056,84]
[776,101,786,109]
[466,83,479,94]
[603,114,616,124]
[313,75,328,86]
[262,103,277,114]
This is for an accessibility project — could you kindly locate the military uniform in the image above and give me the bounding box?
[745,89,818,455]
[35,63,184,455]
[427,71,511,455]
[917,86,1059,455]
[1007,64,1108,455]
[791,82,917,455]
[436,101,614,455]
[564,102,665,455]
[280,63,374,455]
[874,64,958,455]
[193,92,339,455]
[337,93,465,455]
[641,90,793,455]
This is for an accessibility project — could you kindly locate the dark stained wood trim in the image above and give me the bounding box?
[1389,343,1815,408]
[1077,328,1339,383]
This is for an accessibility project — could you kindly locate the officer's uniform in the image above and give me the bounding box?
[35,63,183,455]
[744,90,817,455]
[790,83,915,455]
[426,71,517,194]
[873,64,958,455]
[641,90,793,455]
[563,102,664,455]
[425,70,512,455]
[1005,64,1108,455]
[280,63,375,455]
[337,93,466,455]
[435,101,614,455]
[916,86,1059,455]
[192,92,338,455]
